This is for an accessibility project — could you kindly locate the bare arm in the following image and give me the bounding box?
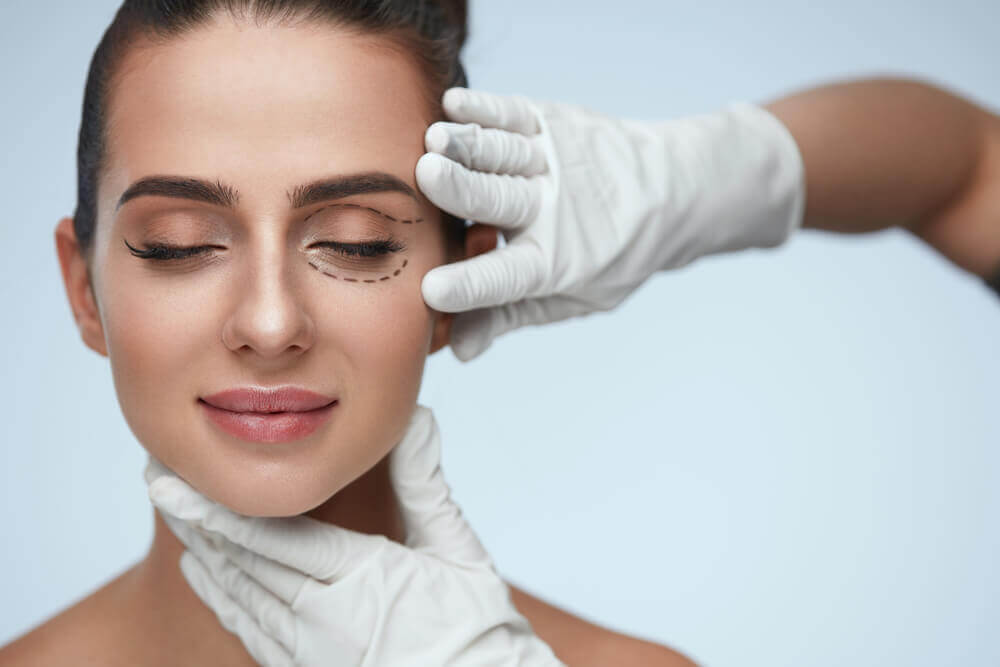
[506,582,699,666]
[765,77,1000,281]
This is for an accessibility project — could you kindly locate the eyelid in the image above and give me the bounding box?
[303,202,425,227]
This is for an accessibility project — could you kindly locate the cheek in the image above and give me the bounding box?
[321,268,436,481]
[341,277,434,395]
[322,230,447,430]
[98,261,222,483]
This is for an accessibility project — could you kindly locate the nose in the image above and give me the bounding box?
[221,237,316,362]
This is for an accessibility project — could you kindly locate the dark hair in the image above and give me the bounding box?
[73,0,470,263]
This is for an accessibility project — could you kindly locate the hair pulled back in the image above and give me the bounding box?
[74,0,470,260]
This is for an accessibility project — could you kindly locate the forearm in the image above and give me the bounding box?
[765,77,1000,278]
[507,583,699,666]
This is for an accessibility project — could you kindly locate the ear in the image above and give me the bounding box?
[429,223,499,355]
[55,216,108,357]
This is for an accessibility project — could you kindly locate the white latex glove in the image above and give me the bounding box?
[417,88,806,361]
[144,405,563,667]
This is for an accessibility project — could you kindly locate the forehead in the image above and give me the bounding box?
[102,18,434,211]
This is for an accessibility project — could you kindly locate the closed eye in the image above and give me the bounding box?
[311,239,406,257]
[123,239,222,261]
[124,239,407,261]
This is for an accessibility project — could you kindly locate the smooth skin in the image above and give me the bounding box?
[0,16,697,667]
[3,223,697,667]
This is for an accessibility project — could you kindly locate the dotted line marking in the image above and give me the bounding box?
[308,258,409,283]
[303,202,424,225]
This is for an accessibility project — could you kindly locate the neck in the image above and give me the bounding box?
[135,454,404,665]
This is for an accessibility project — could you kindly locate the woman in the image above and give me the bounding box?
[0,1,696,665]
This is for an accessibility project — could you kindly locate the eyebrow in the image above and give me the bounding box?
[115,172,419,211]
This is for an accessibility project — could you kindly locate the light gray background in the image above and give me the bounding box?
[2,1,998,665]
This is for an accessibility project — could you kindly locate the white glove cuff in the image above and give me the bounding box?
[705,101,807,255]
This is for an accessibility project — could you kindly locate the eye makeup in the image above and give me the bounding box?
[302,202,424,226]
[122,201,417,284]
[122,238,405,261]
[305,236,409,283]
[123,238,225,261]
[301,202,416,283]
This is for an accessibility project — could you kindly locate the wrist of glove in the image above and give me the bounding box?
[145,405,564,667]
[533,98,806,279]
[644,102,806,262]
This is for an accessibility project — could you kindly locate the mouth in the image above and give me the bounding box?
[198,399,338,443]
[200,385,337,413]
[197,398,337,414]
[197,386,339,443]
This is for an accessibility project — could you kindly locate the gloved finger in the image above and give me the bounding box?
[442,87,540,136]
[449,294,595,362]
[158,506,203,553]
[415,152,541,228]
[148,475,387,583]
[425,121,548,176]
[388,405,491,567]
[143,454,173,487]
[210,532,306,606]
[180,551,294,667]
[420,241,546,313]
[174,517,298,656]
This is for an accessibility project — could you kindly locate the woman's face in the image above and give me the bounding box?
[57,17,459,516]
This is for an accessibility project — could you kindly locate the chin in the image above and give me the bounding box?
[174,450,354,518]
[213,494,333,518]
[210,483,332,518]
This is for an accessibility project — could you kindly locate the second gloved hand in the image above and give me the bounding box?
[145,405,563,667]
[417,88,806,361]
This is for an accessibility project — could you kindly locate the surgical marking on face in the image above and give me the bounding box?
[308,257,409,283]
[303,202,424,224]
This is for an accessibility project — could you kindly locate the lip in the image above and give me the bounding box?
[201,386,337,413]
[199,386,338,443]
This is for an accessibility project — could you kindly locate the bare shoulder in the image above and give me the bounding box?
[0,567,142,667]
[508,582,700,667]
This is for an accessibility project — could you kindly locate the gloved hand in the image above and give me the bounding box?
[145,405,563,667]
[417,88,806,361]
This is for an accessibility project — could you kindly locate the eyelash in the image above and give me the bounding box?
[313,239,406,257]
[123,238,406,261]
